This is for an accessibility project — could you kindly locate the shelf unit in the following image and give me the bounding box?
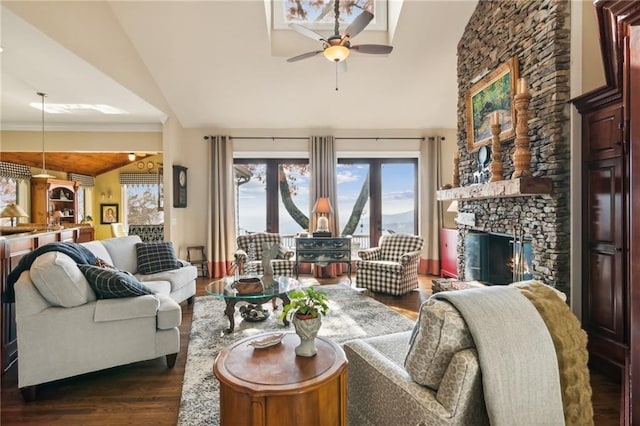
[30,178,79,224]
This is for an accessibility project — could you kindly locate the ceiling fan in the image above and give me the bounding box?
[287,1,393,70]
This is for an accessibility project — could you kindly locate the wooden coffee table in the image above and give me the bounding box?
[213,332,348,426]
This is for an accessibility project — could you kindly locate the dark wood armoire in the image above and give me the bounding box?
[573,1,640,424]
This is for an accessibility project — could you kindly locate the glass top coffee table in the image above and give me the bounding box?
[205,276,301,332]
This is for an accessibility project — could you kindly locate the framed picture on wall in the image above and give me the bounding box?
[466,56,519,152]
[100,203,119,224]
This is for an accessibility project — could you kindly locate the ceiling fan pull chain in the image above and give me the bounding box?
[335,62,339,91]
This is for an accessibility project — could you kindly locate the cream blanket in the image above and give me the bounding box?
[434,286,565,426]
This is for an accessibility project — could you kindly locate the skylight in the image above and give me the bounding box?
[30,103,128,115]
[273,0,387,32]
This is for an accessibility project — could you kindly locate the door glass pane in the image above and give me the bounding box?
[336,163,370,248]
[278,163,310,238]
[381,163,416,234]
[236,163,266,234]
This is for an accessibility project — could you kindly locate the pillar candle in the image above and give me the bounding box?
[518,77,529,95]
[491,111,499,126]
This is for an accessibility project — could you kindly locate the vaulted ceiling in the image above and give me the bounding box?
[0,1,477,133]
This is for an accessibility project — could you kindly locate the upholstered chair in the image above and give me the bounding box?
[110,222,127,238]
[234,233,295,277]
[356,233,424,295]
[344,297,488,426]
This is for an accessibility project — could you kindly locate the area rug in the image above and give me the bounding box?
[177,284,415,425]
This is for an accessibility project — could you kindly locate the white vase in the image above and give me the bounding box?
[292,315,322,357]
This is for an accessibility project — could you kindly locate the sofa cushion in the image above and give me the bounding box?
[30,251,96,307]
[404,298,474,390]
[100,235,143,273]
[80,240,115,265]
[79,265,155,299]
[135,242,181,275]
[136,265,197,292]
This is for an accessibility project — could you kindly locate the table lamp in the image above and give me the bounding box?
[0,204,29,226]
[313,197,333,236]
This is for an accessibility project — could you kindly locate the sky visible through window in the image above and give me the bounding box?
[237,162,415,235]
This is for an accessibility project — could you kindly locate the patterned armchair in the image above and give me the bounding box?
[234,233,295,277]
[356,234,424,295]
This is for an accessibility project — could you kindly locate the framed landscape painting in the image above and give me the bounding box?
[466,56,519,152]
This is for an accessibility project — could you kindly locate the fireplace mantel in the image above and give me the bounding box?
[436,177,552,201]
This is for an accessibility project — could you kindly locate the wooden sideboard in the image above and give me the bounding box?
[0,226,94,373]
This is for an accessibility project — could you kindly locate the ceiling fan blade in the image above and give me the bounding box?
[289,23,327,42]
[342,11,373,39]
[287,50,324,62]
[351,44,394,54]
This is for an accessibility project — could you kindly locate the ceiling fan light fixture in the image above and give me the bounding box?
[324,45,349,62]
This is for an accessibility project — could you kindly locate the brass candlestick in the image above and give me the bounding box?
[512,78,532,179]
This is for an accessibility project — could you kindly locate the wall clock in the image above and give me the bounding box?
[173,165,187,208]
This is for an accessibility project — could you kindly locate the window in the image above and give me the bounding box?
[235,159,310,237]
[337,159,417,247]
[124,184,164,225]
[0,177,18,226]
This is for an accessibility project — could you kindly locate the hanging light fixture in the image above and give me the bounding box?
[32,92,55,178]
[128,153,136,161]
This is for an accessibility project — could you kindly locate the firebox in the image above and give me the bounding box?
[464,232,532,285]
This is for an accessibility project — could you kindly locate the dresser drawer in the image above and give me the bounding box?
[296,238,350,251]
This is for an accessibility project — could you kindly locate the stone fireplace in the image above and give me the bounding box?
[437,0,571,297]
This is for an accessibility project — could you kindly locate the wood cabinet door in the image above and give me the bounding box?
[583,145,627,372]
[440,228,458,279]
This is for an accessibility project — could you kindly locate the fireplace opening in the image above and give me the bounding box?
[464,232,532,285]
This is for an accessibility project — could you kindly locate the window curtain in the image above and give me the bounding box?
[420,137,441,275]
[309,136,342,277]
[208,135,237,278]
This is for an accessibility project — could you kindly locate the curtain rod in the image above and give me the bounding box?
[203,136,434,141]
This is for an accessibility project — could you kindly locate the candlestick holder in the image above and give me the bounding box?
[453,150,460,187]
[490,121,503,182]
[512,88,532,179]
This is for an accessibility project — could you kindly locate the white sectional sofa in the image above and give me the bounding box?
[81,235,197,305]
[13,235,197,400]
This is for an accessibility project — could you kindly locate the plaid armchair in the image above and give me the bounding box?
[356,234,424,295]
[234,233,295,277]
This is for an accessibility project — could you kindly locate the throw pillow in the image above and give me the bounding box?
[135,242,181,275]
[30,251,96,307]
[404,298,474,390]
[79,265,155,299]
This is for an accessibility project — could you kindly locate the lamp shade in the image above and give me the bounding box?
[447,200,459,213]
[0,203,29,219]
[312,197,333,214]
[1,203,29,226]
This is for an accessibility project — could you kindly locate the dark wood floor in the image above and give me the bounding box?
[1,275,621,425]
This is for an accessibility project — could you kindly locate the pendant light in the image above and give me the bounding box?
[32,92,55,178]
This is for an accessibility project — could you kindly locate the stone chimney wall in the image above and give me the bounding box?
[455,0,571,294]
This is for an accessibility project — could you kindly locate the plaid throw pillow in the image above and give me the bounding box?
[135,242,180,275]
[79,265,154,299]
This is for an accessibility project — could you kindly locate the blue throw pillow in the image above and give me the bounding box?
[135,242,181,275]
[79,265,155,299]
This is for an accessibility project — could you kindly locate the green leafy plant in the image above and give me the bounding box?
[81,215,93,224]
[280,286,329,321]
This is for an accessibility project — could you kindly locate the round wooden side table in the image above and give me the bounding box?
[213,332,348,426]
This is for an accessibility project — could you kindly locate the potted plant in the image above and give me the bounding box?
[80,215,93,225]
[280,286,329,357]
